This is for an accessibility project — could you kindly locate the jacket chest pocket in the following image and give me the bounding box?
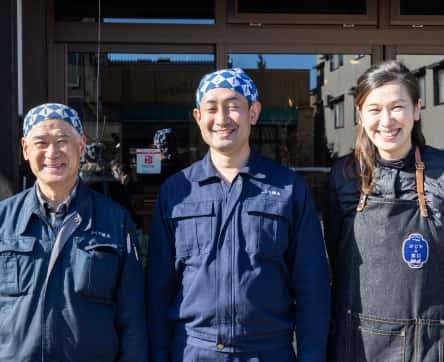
[169,201,214,257]
[74,238,121,303]
[243,198,290,258]
[0,237,36,296]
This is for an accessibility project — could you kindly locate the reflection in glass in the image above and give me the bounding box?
[330,54,344,72]
[400,0,444,15]
[67,50,374,227]
[230,53,371,161]
[56,0,215,24]
[237,0,366,15]
[437,67,444,105]
[106,53,215,63]
[103,18,214,25]
[229,53,317,167]
[68,51,214,165]
[230,53,371,214]
[333,96,345,129]
[397,54,444,149]
[67,51,215,236]
[413,68,426,108]
[320,54,371,158]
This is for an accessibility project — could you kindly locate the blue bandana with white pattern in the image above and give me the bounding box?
[195,68,259,107]
[23,103,84,136]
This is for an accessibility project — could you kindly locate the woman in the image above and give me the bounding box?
[325,60,444,361]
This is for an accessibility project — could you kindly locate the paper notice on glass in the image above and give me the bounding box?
[136,148,161,174]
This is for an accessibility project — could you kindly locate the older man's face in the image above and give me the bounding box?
[21,119,85,195]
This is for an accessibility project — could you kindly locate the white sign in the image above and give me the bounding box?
[136,148,161,174]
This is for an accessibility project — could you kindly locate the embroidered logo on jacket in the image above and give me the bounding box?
[402,233,429,269]
[261,190,281,196]
[90,230,111,239]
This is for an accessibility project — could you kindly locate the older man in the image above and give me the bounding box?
[0,103,147,361]
[148,69,330,361]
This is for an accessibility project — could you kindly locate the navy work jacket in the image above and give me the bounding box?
[148,151,330,362]
[0,180,148,362]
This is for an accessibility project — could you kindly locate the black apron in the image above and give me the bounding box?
[331,148,444,362]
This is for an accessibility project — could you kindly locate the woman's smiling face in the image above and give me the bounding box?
[359,81,421,160]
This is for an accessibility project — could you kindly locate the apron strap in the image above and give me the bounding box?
[356,192,368,212]
[357,146,427,216]
[415,146,428,218]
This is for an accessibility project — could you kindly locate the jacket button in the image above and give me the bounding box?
[216,344,224,350]
[74,215,81,224]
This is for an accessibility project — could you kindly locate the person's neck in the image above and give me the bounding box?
[210,147,251,184]
[37,179,77,208]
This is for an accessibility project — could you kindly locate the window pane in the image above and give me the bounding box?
[67,51,215,237]
[439,69,444,104]
[67,53,80,88]
[319,54,371,158]
[237,0,366,15]
[56,0,215,24]
[229,53,371,218]
[417,74,426,108]
[229,53,371,163]
[400,0,444,15]
[334,98,345,129]
[397,54,444,149]
[330,54,344,71]
[229,53,316,167]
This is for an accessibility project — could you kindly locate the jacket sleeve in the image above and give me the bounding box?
[323,168,343,278]
[289,176,331,362]
[323,162,352,361]
[147,189,176,362]
[115,211,149,362]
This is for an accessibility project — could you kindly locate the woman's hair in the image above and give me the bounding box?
[353,60,426,193]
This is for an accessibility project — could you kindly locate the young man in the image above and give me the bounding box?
[148,68,330,361]
[0,103,147,361]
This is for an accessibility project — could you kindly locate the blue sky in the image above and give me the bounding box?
[230,54,317,89]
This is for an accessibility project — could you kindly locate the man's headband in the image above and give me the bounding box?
[195,68,259,107]
[23,103,84,136]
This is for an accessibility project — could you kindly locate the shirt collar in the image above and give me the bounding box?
[189,150,267,184]
[376,146,415,170]
[238,150,267,180]
[17,178,90,235]
[35,178,79,214]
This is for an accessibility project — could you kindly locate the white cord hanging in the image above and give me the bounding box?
[95,0,101,140]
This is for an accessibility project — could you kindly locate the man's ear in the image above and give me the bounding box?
[21,137,30,161]
[79,134,87,157]
[249,102,261,125]
[193,108,201,124]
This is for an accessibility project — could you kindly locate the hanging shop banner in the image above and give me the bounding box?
[136,148,161,174]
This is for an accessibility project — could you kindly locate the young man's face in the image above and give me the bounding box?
[193,88,261,159]
[21,118,86,195]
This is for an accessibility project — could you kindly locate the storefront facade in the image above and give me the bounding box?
[3,0,444,233]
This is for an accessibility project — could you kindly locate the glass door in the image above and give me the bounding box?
[67,46,216,263]
[227,51,373,216]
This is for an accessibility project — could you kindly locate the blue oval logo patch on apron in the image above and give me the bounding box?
[402,233,429,269]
